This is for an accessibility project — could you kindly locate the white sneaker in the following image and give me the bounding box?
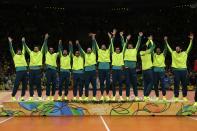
[119,96,124,101]
[100,96,104,101]
[19,97,25,101]
[79,97,83,101]
[57,96,62,101]
[92,97,97,101]
[144,96,150,101]
[37,97,43,101]
[84,97,89,101]
[11,97,17,101]
[183,97,188,102]
[64,96,68,101]
[46,96,51,101]
[50,96,54,101]
[105,96,110,101]
[28,97,33,101]
[193,102,197,107]
[162,96,167,101]
[134,97,140,101]
[72,97,77,101]
[111,96,116,101]
[126,97,130,101]
[173,97,179,102]
[155,97,159,101]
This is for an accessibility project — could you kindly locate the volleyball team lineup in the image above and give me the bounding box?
[8,29,196,105]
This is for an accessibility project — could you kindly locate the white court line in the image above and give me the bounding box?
[0,117,13,124]
[100,115,110,131]
[187,116,197,121]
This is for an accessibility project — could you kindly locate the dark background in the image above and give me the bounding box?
[0,0,197,71]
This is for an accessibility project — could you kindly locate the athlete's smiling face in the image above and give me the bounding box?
[156,48,161,54]
[75,51,80,57]
[101,44,106,50]
[115,47,120,53]
[34,46,39,52]
[17,49,22,55]
[128,44,133,49]
[175,46,181,53]
[87,48,92,54]
[63,49,68,55]
[49,47,54,54]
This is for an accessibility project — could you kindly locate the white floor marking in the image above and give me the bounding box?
[187,116,197,121]
[0,117,13,124]
[100,115,110,131]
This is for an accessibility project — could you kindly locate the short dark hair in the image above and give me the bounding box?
[34,45,40,48]
[17,48,22,51]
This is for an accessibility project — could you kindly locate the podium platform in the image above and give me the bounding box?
[0,101,197,116]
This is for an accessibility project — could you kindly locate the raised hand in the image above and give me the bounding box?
[22,37,25,42]
[68,40,72,45]
[164,36,168,41]
[188,33,194,40]
[120,31,124,36]
[8,37,13,43]
[148,35,153,40]
[89,33,96,37]
[59,40,62,45]
[76,40,79,45]
[111,29,117,36]
[126,35,131,40]
[89,33,96,40]
[45,33,49,39]
[139,32,143,36]
[108,32,112,38]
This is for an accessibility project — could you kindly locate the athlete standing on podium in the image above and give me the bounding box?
[23,34,49,101]
[72,40,85,101]
[110,29,126,101]
[8,37,28,101]
[165,33,194,102]
[44,35,59,101]
[77,37,97,101]
[152,41,167,101]
[91,33,112,101]
[121,31,143,101]
[58,40,73,101]
[140,35,155,101]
